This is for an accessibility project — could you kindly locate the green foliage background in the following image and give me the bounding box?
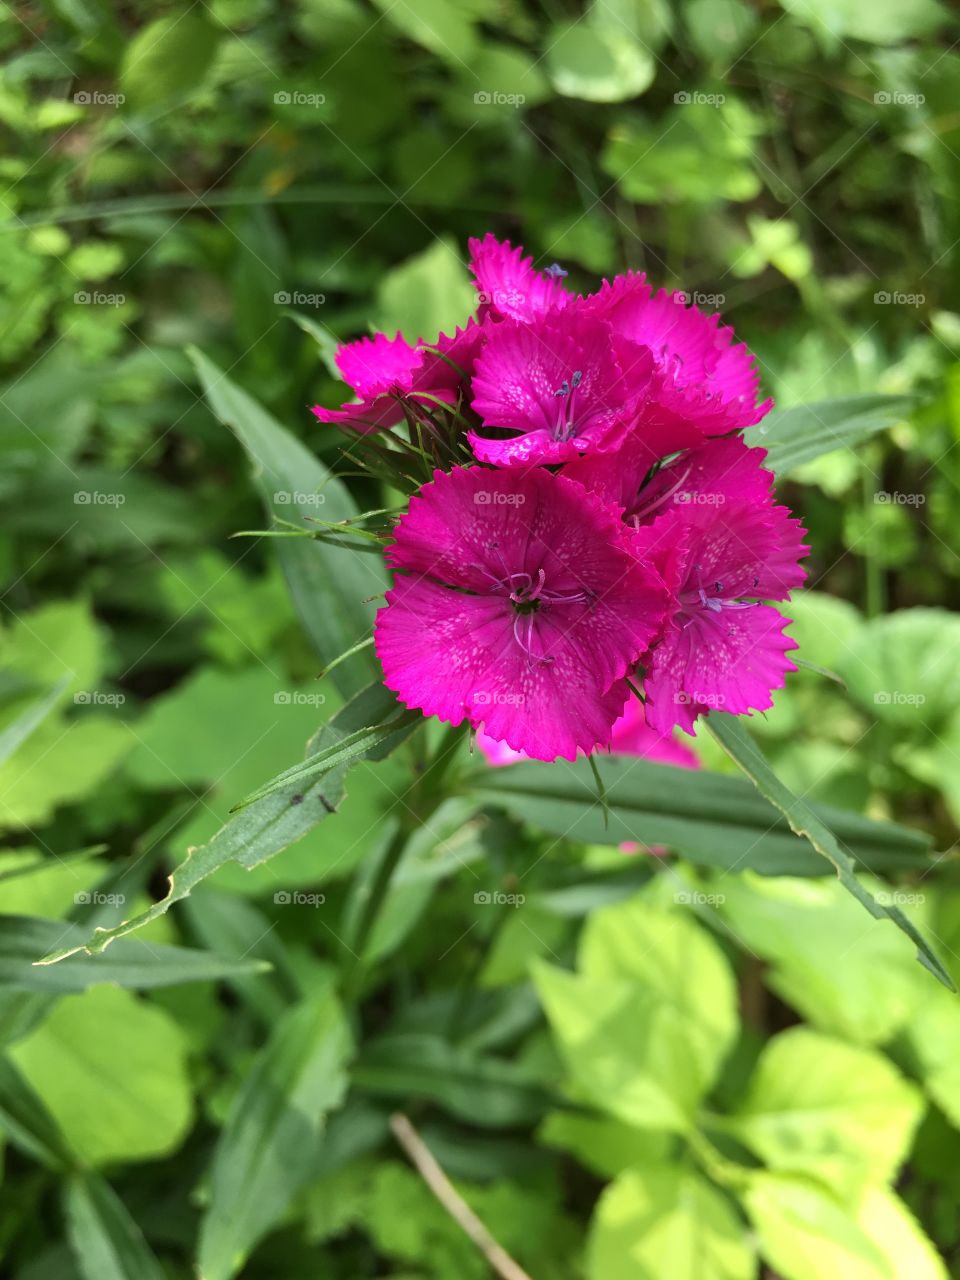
[3,0,960,1276]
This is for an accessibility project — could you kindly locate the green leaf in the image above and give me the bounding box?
[837,609,960,729]
[120,11,220,111]
[352,1033,553,1127]
[197,991,352,1280]
[188,347,386,697]
[534,901,736,1132]
[41,681,414,961]
[715,874,931,1046]
[588,1165,755,1280]
[778,0,947,47]
[744,395,915,476]
[579,900,739,1087]
[3,916,269,992]
[0,1054,75,1169]
[900,985,960,1129]
[63,1176,166,1280]
[730,1028,923,1199]
[232,704,420,809]
[7,986,193,1167]
[464,754,933,876]
[375,238,475,344]
[746,1174,947,1280]
[708,713,953,990]
[0,675,69,765]
[545,22,655,102]
[369,0,477,65]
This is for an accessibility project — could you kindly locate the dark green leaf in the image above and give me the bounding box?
[745,395,916,475]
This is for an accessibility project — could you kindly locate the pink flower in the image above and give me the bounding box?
[468,312,654,466]
[312,325,484,433]
[468,233,570,323]
[584,275,773,436]
[565,435,775,526]
[636,493,809,735]
[476,693,698,770]
[374,466,670,761]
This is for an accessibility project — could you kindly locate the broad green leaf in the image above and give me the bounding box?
[534,960,714,1132]
[0,715,131,829]
[588,1165,755,1280]
[7,986,193,1166]
[746,1174,946,1280]
[730,1028,923,1199]
[546,22,655,103]
[602,100,760,205]
[716,874,930,1045]
[4,916,269,992]
[538,1111,674,1179]
[197,991,352,1280]
[464,754,933,876]
[120,11,220,111]
[685,0,758,61]
[352,1033,552,1127]
[744,395,915,475]
[64,1176,166,1280]
[370,0,477,65]
[708,714,953,990]
[375,238,475,344]
[579,901,739,1088]
[778,0,947,46]
[188,347,386,697]
[837,609,960,729]
[0,848,107,918]
[42,681,416,960]
[0,1054,74,1169]
[900,986,960,1129]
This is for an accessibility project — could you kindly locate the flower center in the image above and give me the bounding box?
[552,369,585,442]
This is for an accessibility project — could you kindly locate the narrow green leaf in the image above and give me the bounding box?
[231,706,420,810]
[64,1175,166,1280]
[0,1054,75,1169]
[38,682,417,961]
[197,991,352,1280]
[4,916,269,991]
[0,675,70,765]
[745,394,915,475]
[188,346,386,697]
[465,755,933,876]
[708,713,954,990]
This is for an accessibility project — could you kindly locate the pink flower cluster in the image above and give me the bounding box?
[313,235,809,763]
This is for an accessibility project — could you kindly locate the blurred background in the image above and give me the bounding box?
[3,0,960,1277]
